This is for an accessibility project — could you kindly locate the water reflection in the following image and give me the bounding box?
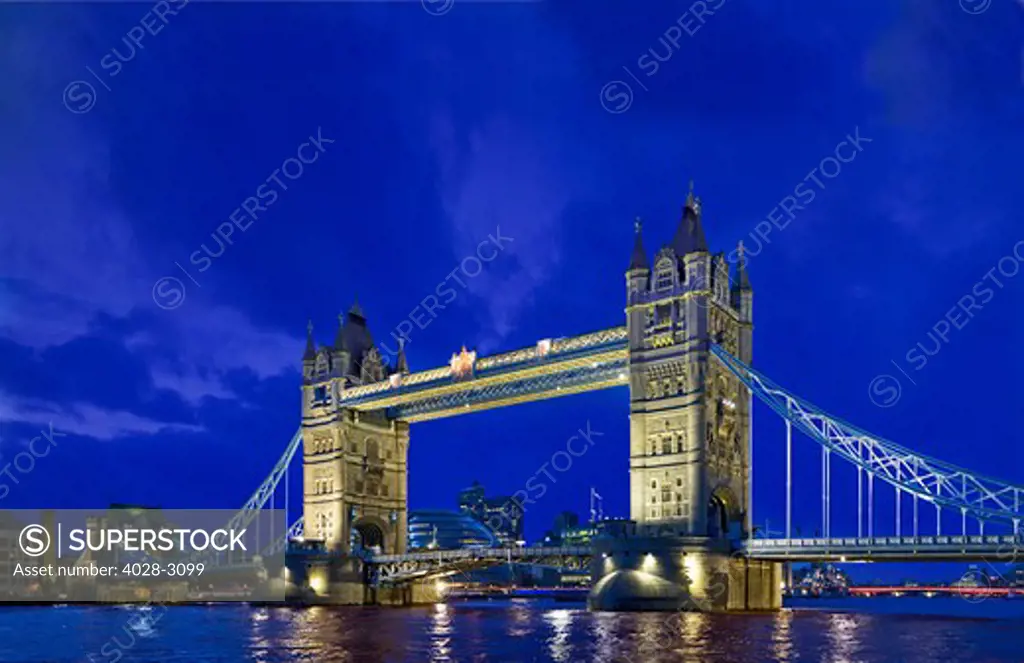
[771,609,794,662]
[826,612,861,663]
[2,600,1021,662]
[430,603,453,662]
[544,609,575,662]
[507,598,535,637]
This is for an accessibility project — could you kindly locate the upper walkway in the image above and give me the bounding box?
[333,327,628,422]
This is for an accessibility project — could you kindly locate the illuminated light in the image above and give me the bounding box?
[537,339,552,357]
[435,580,448,596]
[839,556,847,563]
[640,553,659,573]
[450,346,476,377]
[779,581,786,590]
[617,372,626,380]
[389,374,402,388]
[309,572,327,595]
[721,398,736,410]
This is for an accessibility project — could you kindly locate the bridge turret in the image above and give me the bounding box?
[626,219,650,352]
[332,312,351,377]
[302,320,317,380]
[731,241,753,365]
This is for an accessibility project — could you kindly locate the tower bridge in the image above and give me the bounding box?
[220,182,1022,611]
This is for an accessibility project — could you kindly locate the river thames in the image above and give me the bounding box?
[1,598,1023,662]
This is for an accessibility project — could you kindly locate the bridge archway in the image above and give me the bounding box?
[708,486,739,538]
[351,517,388,554]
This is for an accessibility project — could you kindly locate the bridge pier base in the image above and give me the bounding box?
[588,535,781,612]
[370,579,444,606]
[286,554,370,605]
[285,553,444,606]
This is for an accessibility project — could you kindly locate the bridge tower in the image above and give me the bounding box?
[625,183,754,539]
[300,303,410,556]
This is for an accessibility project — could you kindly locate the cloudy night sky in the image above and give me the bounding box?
[1,0,1022,582]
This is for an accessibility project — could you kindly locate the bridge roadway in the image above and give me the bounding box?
[743,534,1023,562]
[366,546,592,584]
[364,535,1024,582]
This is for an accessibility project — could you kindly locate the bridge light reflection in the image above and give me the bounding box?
[544,609,574,662]
[827,612,861,663]
[430,603,452,662]
[771,610,793,662]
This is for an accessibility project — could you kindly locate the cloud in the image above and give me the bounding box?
[0,390,204,443]
[430,114,570,351]
[0,13,302,409]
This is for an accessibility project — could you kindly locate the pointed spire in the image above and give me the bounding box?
[396,338,409,374]
[303,319,317,360]
[334,312,348,350]
[628,217,649,271]
[672,180,708,256]
[349,294,365,319]
[736,241,752,290]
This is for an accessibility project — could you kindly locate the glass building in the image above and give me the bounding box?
[408,509,500,550]
[457,480,524,545]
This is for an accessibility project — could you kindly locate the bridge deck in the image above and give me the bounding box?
[369,546,593,565]
[745,535,1023,561]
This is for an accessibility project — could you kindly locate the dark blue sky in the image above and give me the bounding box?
[1,0,1022,583]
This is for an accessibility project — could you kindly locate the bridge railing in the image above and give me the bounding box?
[745,534,1022,549]
[368,546,593,564]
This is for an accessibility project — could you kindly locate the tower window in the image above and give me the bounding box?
[654,266,674,292]
[313,386,328,403]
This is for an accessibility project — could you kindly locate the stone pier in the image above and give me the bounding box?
[588,533,781,612]
[285,552,441,606]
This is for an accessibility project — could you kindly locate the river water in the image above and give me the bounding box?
[0,597,1022,662]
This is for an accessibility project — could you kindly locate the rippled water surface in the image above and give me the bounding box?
[1,598,1023,662]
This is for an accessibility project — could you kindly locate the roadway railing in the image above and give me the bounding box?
[367,546,592,564]
[744,535,1022,560]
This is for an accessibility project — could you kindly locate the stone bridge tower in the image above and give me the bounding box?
[301,303,410,555]
[625,183,754,539]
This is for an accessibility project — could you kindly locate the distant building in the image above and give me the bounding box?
[561,524,597,546]
[483,497,524,545]
[457,481,524,546]
[458,481,487,521]
[554,511,579,535]
[408,510,499,550]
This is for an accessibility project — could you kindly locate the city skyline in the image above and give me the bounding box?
[1,0,1023,588]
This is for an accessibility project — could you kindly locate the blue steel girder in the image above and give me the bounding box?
[710,344,1024,527]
